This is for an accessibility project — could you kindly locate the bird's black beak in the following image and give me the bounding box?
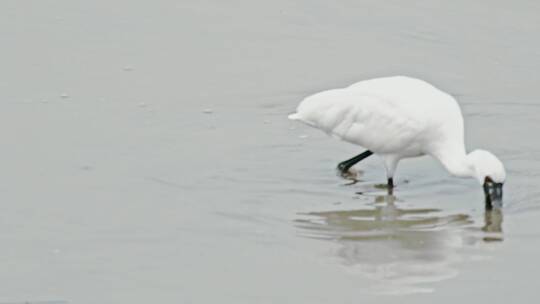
[483,177,503,210]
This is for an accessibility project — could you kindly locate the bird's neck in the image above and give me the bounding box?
[432,147,474,178]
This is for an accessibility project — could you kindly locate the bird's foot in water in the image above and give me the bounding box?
[374,178,394,194]
[337,167,361,185]
[337,163,350,174]
[339,169,357,179]
[337,166,361,179]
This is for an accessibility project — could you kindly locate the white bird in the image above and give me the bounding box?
[288,76,505,207]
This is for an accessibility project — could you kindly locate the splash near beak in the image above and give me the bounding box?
[483,178,503,210]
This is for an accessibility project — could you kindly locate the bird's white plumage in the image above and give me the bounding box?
[289,76,506,184]
[289,76,463,157]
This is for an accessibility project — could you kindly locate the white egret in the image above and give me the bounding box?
[288,76,505,207]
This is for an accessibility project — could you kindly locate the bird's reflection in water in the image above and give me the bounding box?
[295,194,503,294]
[468,207,503,242]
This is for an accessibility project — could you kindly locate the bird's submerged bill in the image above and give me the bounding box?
[483,177,503,210]
[467,149,506,208]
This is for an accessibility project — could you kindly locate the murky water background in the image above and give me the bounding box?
[2,1,540,303]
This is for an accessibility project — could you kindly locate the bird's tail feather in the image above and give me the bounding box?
[288,112,317,127]
[288,113,301,120]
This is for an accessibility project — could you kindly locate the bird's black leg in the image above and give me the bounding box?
[337,150,373,173]
[387,178,394,194]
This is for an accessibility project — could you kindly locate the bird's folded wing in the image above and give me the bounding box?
[291,89,425,153]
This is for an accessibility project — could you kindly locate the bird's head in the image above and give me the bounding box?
[467,149,506,209]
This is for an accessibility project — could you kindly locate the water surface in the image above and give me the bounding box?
[1,0,540,303]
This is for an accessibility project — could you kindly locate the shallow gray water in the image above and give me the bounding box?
[2,1,540,303]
